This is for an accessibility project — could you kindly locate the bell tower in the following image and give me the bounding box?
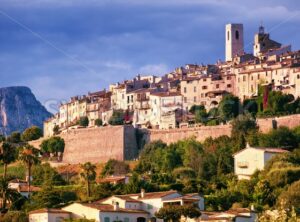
[225,23,244,61]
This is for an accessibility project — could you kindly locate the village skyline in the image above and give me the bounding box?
[0,0,300,107]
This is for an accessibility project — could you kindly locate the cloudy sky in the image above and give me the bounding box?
[0,0,300,112]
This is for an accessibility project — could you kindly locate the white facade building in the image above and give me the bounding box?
[233,144,289,180]
[29,190,204,222]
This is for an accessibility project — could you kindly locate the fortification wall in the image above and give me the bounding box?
[30,125,138,164]
[29,114,300,164]
[257,114,300,133]
[143,125,232,145]
[143,114,300,144]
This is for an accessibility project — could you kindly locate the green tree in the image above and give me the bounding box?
[7,131,21,144]
[21,126,43,142]
[253,180,275,210]
[40,136,65,158]
[180,205,201,221]
[172,167,196,181]
[0,178,22,210]
[155,205,182,222]
[258,127,298,150]
[80,162,96,198]
[231,114,258,151]
[95,119,103,127]
[32,163,65,186]
[78,116,89,127]
[18,144,40,199]
[109,110,125,125]
[135,140,167,173]
[218,94,241,122]
[124,173,143,194]
[101,159,130,177]
[53,125,60,135]
[278,180,300,212]
[0,211,28,222]
[0,142,17,179]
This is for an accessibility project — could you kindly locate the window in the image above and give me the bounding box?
[298,75,300,79]
[203,78,207,82]
[227,84,231,88]
[216,84,219,89]
[194,96,196,102]
[124,218,130,222]
[184,87,187,93]
[104,217,110,222]
[243,76,246,82]
[184,97,187,103]
[235,30,239,40]
[227,31,230,41]
[202,86,207,90]
[147,204,153,209]
[258,74,260,79]
[227,76,231,80]
[194,86,196,92]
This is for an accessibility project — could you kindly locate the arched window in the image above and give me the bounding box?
[227,31,230,41]
[235,30,239,40]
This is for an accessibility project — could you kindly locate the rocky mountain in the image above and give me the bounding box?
[0,86,51,136]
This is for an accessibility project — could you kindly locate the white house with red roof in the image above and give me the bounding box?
[29,190,204,222]
[200,207,257,222]
[233,143,289,180]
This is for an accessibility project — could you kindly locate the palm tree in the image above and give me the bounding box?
[0,178,21,210]
[18,144,40,200]
[0,142,17,179]
[80,162,96,198]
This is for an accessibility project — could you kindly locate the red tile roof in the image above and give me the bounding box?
[97,176,126,183]
[124,190,178,199]
[233,146,289,156]
[18,185,41,192]
[82,203,148,214]
[29,208,70,215]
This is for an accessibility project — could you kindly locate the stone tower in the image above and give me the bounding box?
[253,25,282,57]
[225,24,244,61]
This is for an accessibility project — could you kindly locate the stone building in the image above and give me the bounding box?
[225,23,244,61]
[43,23,300,133]
[149,92,183,129]
[180,74,235,111]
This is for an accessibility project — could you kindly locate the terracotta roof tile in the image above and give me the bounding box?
[29,208,70,215]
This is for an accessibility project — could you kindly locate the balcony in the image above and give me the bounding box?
[135,101,150,109]
[162,102,182,107]
[237,161,249,168]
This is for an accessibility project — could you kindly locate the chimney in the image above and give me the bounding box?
[141,189,145,198]
[113,201,119,211]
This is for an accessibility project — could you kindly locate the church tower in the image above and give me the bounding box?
[225,24,244,61]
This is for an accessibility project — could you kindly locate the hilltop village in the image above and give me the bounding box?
[1,23,300,222]
[44,23,300,137]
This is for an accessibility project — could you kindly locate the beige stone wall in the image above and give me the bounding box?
[30,115,300,164]
[30,125,138,164]
[144,125,232,145]
[257,114,300,133]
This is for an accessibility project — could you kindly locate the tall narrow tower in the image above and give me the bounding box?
[225,24,244,61]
